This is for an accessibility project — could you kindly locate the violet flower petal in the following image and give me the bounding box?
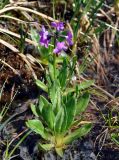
[66,31,73,46]
[40,37,49,48]
[53,42,67,54]
[39,25,50,48]
[51,22,64,31]
[53,48,59,54]
[51,22,57,28]
[57,22,64,31]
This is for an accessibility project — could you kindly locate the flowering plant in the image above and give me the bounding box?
[26,22,93,156]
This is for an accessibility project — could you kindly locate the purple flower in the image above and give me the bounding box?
[39,26,50,48]
[54,42,67,54]
[40,37,49,48]
[51,22,64,31]
[66,31,73,46]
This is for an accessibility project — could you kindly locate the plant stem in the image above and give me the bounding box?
[53,0,55,19]
[53,53,56,79]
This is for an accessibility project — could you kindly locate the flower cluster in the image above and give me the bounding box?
[39,22,73,55]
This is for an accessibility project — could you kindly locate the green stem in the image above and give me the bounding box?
[53,31,56,79]
[53,53,56,79]
[8,130,31,159]
[53,0,55,19]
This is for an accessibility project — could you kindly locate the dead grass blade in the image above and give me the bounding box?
[19,53,37,79]
[0,15,34,24]
[0,39,37,79]
[0,59,20,75]
[0,28,38,46]
[0,6,57,22]
[0,39,19,52]
[8,1,38,8]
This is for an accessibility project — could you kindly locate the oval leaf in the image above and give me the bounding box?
[42,103,55,130]
[39,143,54,151]
[54,107,65,133]
[78,80,94,90]
[26,119,46,139]
[36,79,48,92]
[65,97,76,130]
[64,123,92,144]
[39,96,55,129]
[76,93,90,115]
[30,104,39,117]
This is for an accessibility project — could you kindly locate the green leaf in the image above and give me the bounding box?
[46,71,52,87]
[58,58,67,88]
[39,143,54,151]
[55,147,63,157]
[39,47,50,58]
[78,80,94,90]
[49,82,58,109]
[60,104,67,133]
[36,79,48,92]
[49,63,59,81]
[68,56,77,80]
[54,107,65,133]
[49,83,61,113]
[42,103,55,130]
[30,28,39,44]
[39,96,55,129]
[111,133,119,145]
[26,119,47,139]
[56,87,61,112]
[76,93,90,115]
[39,96,50,112]
[30,104,39,117]
[63,88,75,96]
[65,97,76,130]
[64,123,92,144]
[49,63,55,80]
